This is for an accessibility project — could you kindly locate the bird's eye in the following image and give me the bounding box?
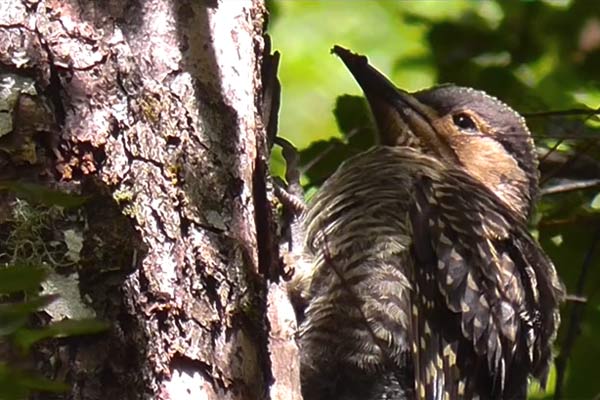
[452,113,478,132]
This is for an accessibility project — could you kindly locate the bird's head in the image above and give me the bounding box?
[332,46,539,219]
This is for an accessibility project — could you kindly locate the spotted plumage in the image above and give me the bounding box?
[290,47,564,400]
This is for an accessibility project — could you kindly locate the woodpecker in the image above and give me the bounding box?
[289,46,564,400]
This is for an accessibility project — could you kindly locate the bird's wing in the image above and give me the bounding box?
[407,171,563,400]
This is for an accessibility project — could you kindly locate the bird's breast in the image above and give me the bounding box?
[295,146,444,370]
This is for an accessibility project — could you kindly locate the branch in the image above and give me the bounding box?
[541,179,600,196]
[554,227,600,400]
[524,107,600,119]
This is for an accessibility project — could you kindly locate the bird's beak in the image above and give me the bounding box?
[332,45,455,160]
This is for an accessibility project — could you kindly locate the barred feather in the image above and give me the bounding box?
[292,46,564,400]
[295,146,564,400]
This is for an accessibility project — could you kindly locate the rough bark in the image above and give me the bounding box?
[0,0,300,399]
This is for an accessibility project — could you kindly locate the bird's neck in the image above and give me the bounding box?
[450,137,533,219]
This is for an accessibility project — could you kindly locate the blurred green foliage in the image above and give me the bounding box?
[269,1,600,398]
[0,184,105,400]
[0,261,108,399]
[0,182,88,210]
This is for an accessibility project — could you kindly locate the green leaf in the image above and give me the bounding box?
[333,95,373,139]
[333,95,376,150]
[527,361,556,399]
[0,314,28,337]
[0,265,47,294]
[0,364,28,400]
[299,138,350,187]
[0,295,58,336]
[0,181,88,209]
[591,193,600,210]
[299,95,377,187]
[11,372,69,392]
[0,362,68,398]
[14,319,109,351]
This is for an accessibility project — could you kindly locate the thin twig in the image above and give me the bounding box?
[554,226,600,400]
[301,128,362,175]
[541,179,600,196]
[523,107,600,118]
[564,294,587,303]
[541,139,598,186]
[534,134,600,139]
[539,138,566,164]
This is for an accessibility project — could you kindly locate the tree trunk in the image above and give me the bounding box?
[0,0,300,399]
